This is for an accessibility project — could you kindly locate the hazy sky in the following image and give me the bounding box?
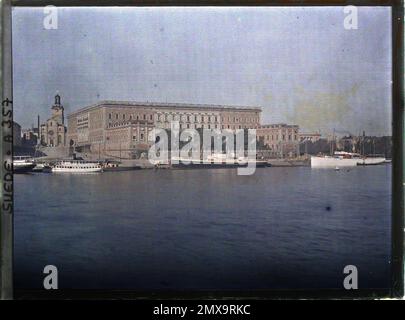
[12,6,392,135]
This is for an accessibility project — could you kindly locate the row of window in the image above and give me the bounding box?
[107,113,259,124]
[157,114,219,123]
[225,116,259,123]
[159,123,259,130]
[264,134,298,141]
[109,113,153,121]
[132,133,146,141]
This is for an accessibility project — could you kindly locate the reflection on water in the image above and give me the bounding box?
[14,165,391,290]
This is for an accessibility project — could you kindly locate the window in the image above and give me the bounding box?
[123,114,126,120]
[109,113,112,119]
[143,114,146,120]
[116,114,118,120]
[140,133,144,140]
[150,115,153,120]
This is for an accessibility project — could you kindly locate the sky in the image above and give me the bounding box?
[12,6,392,136]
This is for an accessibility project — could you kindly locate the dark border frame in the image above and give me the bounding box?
[1,0,403,300]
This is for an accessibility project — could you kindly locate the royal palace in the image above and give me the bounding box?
[67,101,262,158]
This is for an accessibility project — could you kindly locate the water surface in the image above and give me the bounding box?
[14,165,391,290]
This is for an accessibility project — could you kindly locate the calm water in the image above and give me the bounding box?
[14,165,391,290]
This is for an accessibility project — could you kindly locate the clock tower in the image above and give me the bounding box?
[51,94,64,125]
[39,94,67,147]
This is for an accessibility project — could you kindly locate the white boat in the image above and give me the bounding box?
[51,160,103,173]
[32,162,48,172]
[311,151,387,168]
[13,156,37,173]
[356,156,387,166]
[311,155,359,168]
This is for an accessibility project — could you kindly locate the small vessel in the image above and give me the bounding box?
[356,154,386,166]
[102,160,141,172]
[32,162,48,172]
[311,152,360,168]
[13,156,36,173]
[311,151,387,168]
[51,160,103,173]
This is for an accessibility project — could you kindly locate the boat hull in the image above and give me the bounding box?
[103,166,141,172]
[356,157,386,166]
[13,163,36,173]
[311,156,358,168]
[51,167,103,173]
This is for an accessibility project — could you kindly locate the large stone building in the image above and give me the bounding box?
[299,132,322,143]
[257,123,300,158]
[40,94,67,147]
[13,122,22,147]
[22,128,39,146]
[67,101,261,159]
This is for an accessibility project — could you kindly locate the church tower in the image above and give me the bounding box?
[51,94,64,125]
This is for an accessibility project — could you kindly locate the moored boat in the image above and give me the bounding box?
[356,155,386,166]
[51,160,103,173]
[311,152,359,168]
[102,160,141,172]
[311,151,387,168]
[13,156,36,173]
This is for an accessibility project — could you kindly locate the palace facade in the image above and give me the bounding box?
[67,101,262,158]
[256,123,300,158]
